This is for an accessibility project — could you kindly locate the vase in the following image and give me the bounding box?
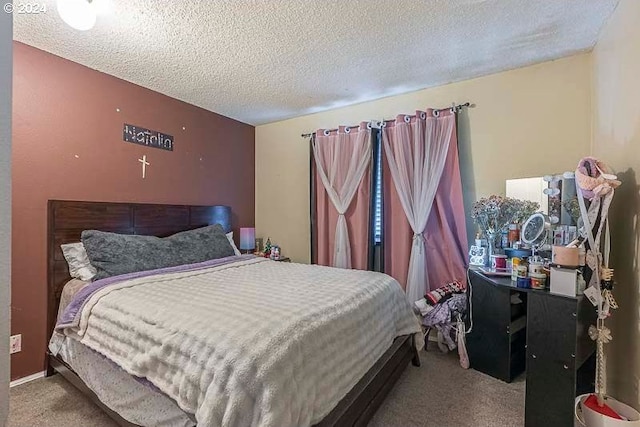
[485,231,498,266]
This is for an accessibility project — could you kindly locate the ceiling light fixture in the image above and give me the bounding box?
[57,0,97,31]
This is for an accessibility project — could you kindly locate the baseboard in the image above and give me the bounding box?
[10,370,46,388]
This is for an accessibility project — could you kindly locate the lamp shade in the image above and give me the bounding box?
[210,205,231,233]
[239,227,256,250]
[57,0,97,31]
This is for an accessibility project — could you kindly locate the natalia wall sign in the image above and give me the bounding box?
[123,124,174,151]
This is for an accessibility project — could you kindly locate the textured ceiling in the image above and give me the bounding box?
[14,0,618,125]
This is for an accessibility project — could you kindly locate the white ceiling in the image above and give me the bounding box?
[14,0,618,125]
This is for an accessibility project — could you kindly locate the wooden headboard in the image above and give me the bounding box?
[47,200,232,343]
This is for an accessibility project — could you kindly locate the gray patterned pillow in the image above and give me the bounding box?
[81,224,235,280]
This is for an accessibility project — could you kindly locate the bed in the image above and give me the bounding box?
[46,200,423,427]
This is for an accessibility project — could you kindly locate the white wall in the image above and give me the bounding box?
[0,9,11,427]
[256,54,592,262]
[591,0,640,409]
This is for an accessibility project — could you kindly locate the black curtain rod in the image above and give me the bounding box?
[300,102,471,138]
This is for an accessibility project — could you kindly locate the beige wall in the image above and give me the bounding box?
[256,54,592,262]
[0,10,11,427]
[592,0,640,409]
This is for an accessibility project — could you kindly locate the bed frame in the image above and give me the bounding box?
[46,199,420,427]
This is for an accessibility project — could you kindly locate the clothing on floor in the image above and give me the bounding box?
[422,293,467,351]
[425,280,465,305]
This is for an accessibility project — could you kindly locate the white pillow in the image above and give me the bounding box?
[61,242,97,281]
[226,232,241,256]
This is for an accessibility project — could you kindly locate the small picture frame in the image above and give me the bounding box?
[255,237,264,253]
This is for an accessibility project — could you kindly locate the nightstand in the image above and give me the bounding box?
[273,257,291,262]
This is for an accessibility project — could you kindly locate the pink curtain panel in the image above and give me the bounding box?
[383,109,468,297]
[313,123,372,270]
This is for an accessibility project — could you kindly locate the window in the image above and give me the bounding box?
[372,132,383,244]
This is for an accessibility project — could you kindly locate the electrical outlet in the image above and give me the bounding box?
[10,334,21,354]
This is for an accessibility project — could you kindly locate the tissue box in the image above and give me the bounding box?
[550,266,578,297]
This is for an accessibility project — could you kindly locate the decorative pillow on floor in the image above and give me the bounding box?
[82,224,235,280]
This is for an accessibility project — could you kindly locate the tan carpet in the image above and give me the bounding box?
[9,346,525,427]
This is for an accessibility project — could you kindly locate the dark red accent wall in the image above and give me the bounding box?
[11,42,255,379]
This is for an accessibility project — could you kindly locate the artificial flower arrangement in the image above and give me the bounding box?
[470,195,539,237]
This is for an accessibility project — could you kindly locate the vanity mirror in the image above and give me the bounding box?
[506,173,578,227]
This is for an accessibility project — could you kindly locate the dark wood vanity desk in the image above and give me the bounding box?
[465,269,596,427]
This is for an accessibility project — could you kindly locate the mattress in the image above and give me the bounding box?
[54,256,422,427]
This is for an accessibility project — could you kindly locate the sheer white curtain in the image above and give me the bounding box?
[313,125,372,268]
[382,111,455,302]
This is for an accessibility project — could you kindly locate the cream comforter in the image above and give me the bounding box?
[61,257,423,427]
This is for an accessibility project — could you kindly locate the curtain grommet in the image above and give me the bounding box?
[450,107,455,113]
[381,122,387,128]
[404,115,411,123]
[419,112,426,120]
[433,110,440,117]
[366,122,372,130]
[323,129,330,136]
[344,127,351,134]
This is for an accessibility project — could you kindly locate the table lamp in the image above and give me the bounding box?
[240,227,256,254]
